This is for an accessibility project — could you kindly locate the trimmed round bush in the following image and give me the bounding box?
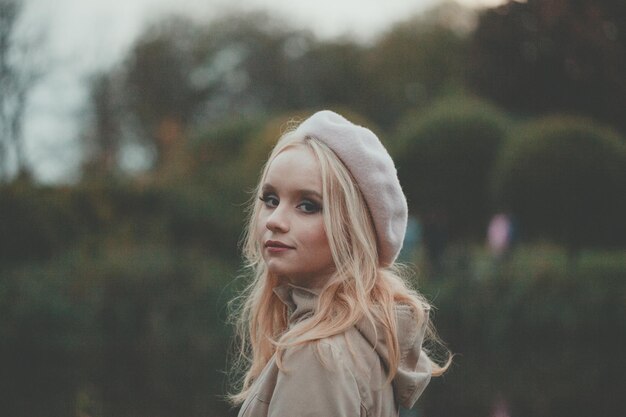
[393,95,510,239]
[493,115,626,250]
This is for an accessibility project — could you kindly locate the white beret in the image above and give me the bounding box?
[294,110,408,266]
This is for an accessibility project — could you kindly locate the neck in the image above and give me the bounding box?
[280,270,335,290]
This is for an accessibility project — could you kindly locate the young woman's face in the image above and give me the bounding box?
[256,145,335,288]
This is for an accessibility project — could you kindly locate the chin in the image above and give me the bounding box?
[268,267,314,283]
[265,260,292,276]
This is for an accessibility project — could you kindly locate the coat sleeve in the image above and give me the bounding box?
[268,341,363,417]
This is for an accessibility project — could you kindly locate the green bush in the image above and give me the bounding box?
[493,115,626,251]
[393,95,510,239]
[0,183,125,266]
[188,115,264,189]
[0,243,238,417]
[0,181,243,268]
[1,175,623,417]
[419,245,626,417]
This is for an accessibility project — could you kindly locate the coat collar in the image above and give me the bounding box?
[272,282,432,409]
[273,283,320,324]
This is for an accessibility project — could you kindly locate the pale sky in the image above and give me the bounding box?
[17,0,505,183]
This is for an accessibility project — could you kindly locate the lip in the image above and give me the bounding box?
[265,240,295,253]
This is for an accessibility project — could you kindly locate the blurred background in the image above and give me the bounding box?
[1,0,625,416]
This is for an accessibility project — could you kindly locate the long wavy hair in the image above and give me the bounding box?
[230,127,451,404]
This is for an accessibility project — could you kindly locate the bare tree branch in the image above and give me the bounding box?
[0,0,46,181]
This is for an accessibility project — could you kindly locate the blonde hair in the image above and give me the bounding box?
[230,128,451,404]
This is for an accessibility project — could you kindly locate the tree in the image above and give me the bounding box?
[83,12,321,177]
[469,0,626,134]
[122,15,212,172]
[0,0,44,181]
[363,1,473,129]
[80,72,125,179]
[80,6,479,179]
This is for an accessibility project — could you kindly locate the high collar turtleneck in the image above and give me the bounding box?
[273,283,320,325]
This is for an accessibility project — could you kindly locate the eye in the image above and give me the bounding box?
[297,200,321,214]
[259,194,279,208]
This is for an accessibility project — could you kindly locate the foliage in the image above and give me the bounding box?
[418,244,626,417]
[79,5,474,176]
[468,0,626,134]
[1,178,625,417]
[187,114,265,191]
[122,15,218,171]
[0,0,46,180]
[492,115,626,250]
[393,95,511,239]
[0,243,238,417]
[2,207,624,417]
[0,180,243,270]
[364,2,471,128]
[81,71,125,178]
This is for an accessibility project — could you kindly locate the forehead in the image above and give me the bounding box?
[264,145,322,192]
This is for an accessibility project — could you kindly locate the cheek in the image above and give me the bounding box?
[305,220,331,253]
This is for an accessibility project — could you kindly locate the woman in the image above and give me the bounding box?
[231,110,450,417]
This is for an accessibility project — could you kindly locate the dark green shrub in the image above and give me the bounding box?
[0,244,237,417]
[0,181,243,268]
[493,115,626,251]
[188,115,264,187]
[394,95,510,239]
[420,246,626,417]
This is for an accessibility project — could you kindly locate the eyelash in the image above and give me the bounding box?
[259,194,321,213]
[259,194,278,207]
[298,200,321,213]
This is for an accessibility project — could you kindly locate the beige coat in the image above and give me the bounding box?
[237,284,432,417]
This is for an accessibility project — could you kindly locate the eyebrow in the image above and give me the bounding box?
[262,183,323,200]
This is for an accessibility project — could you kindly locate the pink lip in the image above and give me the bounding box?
[265,240,294,253]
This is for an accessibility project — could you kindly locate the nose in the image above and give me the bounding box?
[266,206,290,233]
